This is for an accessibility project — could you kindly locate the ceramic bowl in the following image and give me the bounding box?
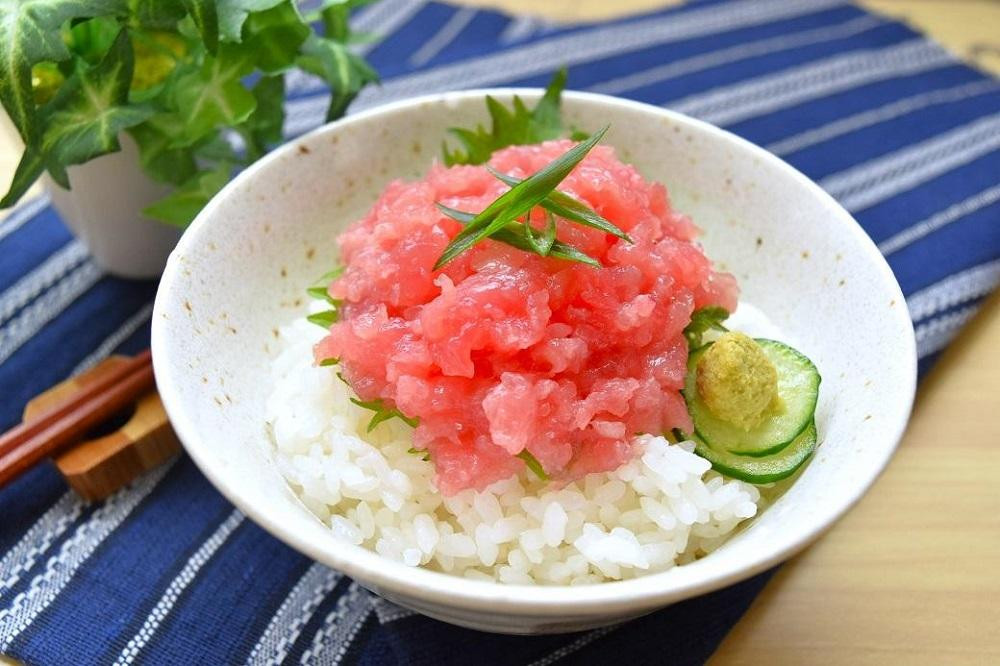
[152,90,916,634]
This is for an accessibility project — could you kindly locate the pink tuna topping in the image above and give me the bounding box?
[315,140,738,494]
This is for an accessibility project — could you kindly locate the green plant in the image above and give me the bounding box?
[0,0,379,226]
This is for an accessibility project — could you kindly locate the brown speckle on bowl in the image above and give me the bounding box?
[801,250,810,259]
[280,267,287,278]
[272,328,280,339]
[294,298,303,307]
[864,414,872,421]
[214,396,223,406]
[411,140,422,154]
[183,300,192,313]
[330,135,339,145]
[227,326,238,335]
[263,224,271,233]
[838,278,846,287]
[208,242,217,251]
[306,247,316,260]
[890,299,897,307]
[298,145,311,155]
[755,237,763,248]
[225,393,233,404]
[201,376,208,384]
[835,253,843,261]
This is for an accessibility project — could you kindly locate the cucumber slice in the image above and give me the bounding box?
[685,339,820,456]
[692,422,817,484]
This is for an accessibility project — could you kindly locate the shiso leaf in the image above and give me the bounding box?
[306,309,339,329]
[407,446,431,461]
[683,306,730,349]
[306,268,343,305]
[517,449,548,480]
[434,125,608,269]
[350,397,419,432]
[442,67,569,166]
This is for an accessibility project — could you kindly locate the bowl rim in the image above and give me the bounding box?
[152,88,917,617]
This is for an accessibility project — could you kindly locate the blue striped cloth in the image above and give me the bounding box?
[2,0,999,663]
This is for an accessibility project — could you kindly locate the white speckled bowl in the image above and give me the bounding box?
[152,90,916,634]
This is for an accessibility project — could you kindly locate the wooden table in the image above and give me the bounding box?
[2,2,998,664]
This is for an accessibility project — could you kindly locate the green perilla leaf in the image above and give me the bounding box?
[442,67,569,166]
[683,306,730,349]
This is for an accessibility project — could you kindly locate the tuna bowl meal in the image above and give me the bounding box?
[152,78,916,632]
[267,75,822,585]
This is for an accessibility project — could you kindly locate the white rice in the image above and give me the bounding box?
[266,317,762,584]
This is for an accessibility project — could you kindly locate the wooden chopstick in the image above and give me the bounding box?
[0,351,155,488]
[0,349,151,460]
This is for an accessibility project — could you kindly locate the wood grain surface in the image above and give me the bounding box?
[1,1,997,663]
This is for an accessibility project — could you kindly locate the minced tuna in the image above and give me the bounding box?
[315,140,737,494]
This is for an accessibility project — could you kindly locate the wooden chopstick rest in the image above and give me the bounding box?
[19,355,180,501]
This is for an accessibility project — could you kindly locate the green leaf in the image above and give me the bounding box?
[517,450,548,480]
[437,203,600,267]
[172,43,255,146]
[128,0,187,29]
[350,397,418,432]
[298,32,378,122]
[216,0,283,42]
[0,147,45,208]
[492,227,600,267]
[318,356,339,366]
[41,29,156,174]
[239,74,284,160]
[242,1,309,74]
[434,125,608,269]
[434,202,475,223]
[523,211,556,256]
[407,446,430,462]
[127,115,198,184]
[66,15,121,64]
[142,161,231,226]
[181,0,218,53]
[486,166,630,241]
[306,309,339,329]
[683,306,730,349]
[442,67,570,166]
[306,267,343,304]
[0,0,126,146]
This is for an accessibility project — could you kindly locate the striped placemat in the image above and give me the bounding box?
[1,0,998,663]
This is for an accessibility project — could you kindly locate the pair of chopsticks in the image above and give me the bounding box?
[0,349,155,488]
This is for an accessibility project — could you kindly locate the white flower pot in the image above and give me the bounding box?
[43,134,183,279]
